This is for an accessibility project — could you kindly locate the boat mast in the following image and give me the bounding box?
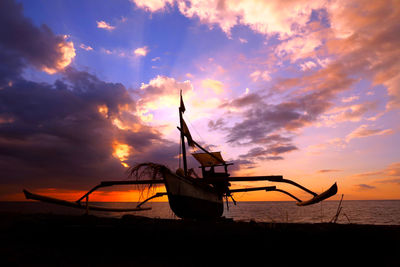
[179,90,188,176]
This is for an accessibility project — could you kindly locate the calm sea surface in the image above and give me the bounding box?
[1,200,399,225]
[223,200,400,225]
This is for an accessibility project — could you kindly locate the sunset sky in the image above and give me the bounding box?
[1,0,399,202]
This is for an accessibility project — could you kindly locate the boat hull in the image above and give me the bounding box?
[163,170,223,219]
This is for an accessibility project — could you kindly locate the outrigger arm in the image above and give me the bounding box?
[76,180,164,203]
[23,179,165,213]
[205,176,337,206]
[136,192,168,208]
[228,186,302,202]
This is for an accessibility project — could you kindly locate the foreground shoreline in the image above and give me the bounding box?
[1,212,399,266]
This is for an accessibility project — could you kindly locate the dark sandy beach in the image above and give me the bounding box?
[1,212,399,266]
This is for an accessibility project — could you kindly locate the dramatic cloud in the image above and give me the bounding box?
[224,94,313,145]
[41,38,75,74]
[133,0,325,38]
[219,93,262,109]
[0,0,75,80]
[212,36,369,157]
[325,0,400,110]
[0,0,181,192]
[201,0,400,165]
[0,67,181,189]
[2,0,399,200]
[238,144,298,161]
[132,0,400,115]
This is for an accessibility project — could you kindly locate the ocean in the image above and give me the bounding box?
[1,200,399,225]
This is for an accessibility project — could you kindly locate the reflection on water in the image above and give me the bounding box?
[1,200,399,225]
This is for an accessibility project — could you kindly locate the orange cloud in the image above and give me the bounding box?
[132,0,326,38]
[80,43,93,51]
[275,33,322,62]
[350,162,400,191]
[134,0,400,120]
[97,105,109,118]
[112,141,132,168]
[345,124,394,142]
[96,20,116,31]
[320,102,378,126]
[132,0,174,12]
[325,0,400,111]
[383,75,400,110]
[42,39,75,74]
[341,95,359,103]
[134,46,149,57]
[180,0,325,37]
[299,61,317,71]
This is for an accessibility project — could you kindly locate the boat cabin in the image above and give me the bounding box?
[191,152,233,179]
[191,152,233,195]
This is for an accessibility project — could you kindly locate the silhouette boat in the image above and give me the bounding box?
[24,92,338,219]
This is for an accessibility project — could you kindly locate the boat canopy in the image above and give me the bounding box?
[192,152,225,167]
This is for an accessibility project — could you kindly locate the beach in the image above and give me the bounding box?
[1,212,399,266]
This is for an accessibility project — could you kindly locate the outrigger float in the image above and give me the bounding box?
[24,92,338,220]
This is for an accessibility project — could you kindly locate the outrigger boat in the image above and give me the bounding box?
[24,92,338,220]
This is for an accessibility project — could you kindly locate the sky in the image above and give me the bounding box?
[0,0,399,202]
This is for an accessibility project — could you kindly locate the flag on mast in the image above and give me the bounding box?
[179,90,185,113]
[182,119,195,147]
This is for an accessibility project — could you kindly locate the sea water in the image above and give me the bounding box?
[1,200,399,225]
